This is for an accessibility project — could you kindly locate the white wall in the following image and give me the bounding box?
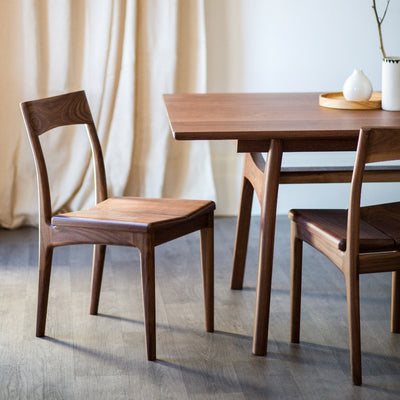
[205,0,400,215]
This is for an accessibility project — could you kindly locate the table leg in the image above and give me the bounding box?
[252,139,283,356]
[231,152,265,289]
[230,174,254,290]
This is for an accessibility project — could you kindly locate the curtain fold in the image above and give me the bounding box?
[0,0,217,229]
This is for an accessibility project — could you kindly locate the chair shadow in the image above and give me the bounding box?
[97,313,200,334]
[96,313,144,325]
[42,336,122,361]
[41,334,400,395]
[277,339,400,395]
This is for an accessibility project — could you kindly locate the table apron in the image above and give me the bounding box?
[237,137,359,153]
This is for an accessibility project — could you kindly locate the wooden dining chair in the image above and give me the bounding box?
[20,90,215,360]
[288,127,400,385]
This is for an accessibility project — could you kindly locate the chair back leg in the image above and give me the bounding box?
[140,241,156,361]
[90,244,107,315]
[36,244,54,337]
[290,224,303,344]
[345,274,362,385]
[201,226,214,332]
[391,270,400,333]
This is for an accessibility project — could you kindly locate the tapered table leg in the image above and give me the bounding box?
[252,139,283,356]
[231,175,254,289]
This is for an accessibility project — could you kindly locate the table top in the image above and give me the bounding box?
[163,92,400,141]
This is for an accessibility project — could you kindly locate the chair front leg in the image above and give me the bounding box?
[391,270,400,333]
[290,223,303,344]
[90,244,107,315]
[36,243,54,337]
[140,239,156,361]
[200,224,214,332]
[346,274,362,385]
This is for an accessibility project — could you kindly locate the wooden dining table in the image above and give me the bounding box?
[163,92,400,356]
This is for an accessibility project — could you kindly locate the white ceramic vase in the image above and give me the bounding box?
[382,57,400,111]
[343,69,372,101]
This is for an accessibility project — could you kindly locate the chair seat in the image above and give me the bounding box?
[289,208,397,252]
[53,197,215,232]
[361,202,400,246]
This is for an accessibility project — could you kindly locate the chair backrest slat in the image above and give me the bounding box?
[21,91,94,136]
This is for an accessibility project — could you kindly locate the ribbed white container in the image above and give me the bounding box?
[382,57,400,111]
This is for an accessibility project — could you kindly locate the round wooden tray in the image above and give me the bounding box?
[319,92,382,110]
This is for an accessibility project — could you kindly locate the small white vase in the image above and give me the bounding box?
[343,69,372,101]
[382,57,400,111]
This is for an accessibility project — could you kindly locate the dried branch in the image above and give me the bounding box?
[380,0,391,22]
[372,0,391,59]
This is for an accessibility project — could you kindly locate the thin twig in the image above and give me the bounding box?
[372,0,391,59]
[381,0,391,22]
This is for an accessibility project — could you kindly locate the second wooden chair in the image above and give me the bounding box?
[289,127,400,385]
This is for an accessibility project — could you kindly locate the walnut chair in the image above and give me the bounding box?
[20,90,215,360]
[288,127,400,385]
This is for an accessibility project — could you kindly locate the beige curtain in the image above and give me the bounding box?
[0,0,217,229]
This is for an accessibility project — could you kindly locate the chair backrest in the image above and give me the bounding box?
[20,90,108,226]
[347,127,400,262]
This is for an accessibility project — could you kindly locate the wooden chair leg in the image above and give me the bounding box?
[140,240,156,361]
[36,244,53,337]
[231,176,254,289]
[391,270,400,333]
[200,225,214,332]
[290,224,303,344]
[90,244,107,315]
[346,274,362,385]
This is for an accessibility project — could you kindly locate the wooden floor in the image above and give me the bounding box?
[1,216,400,399]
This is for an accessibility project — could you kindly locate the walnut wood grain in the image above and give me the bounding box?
[164,93,400,141]
[21,91,215,361]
